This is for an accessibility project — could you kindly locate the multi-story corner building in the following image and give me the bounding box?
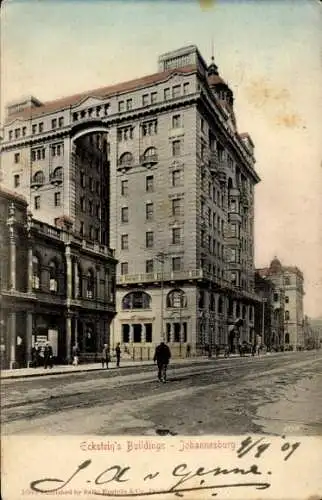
[254,271,284,349]
[257,257,305,349]
[0,187,117,369]
[1,45,260,357]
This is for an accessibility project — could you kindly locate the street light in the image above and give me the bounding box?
[155,252,167,342]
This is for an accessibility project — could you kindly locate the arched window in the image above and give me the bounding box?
[52,166,63,181]
[122,291,151,310]
[166,289,187,308]
[119,152,133,167]
[86,268,95,299]
[32,255,40,289]
[49,260,58,292]
[33,170,45,185]
[285,333,290,344]
[143,147,157,160]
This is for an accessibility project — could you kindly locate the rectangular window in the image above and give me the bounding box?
[121,262,128,275]
[22,126,26,137]
[172,198,181,217]
[58,117,64,127]
[121,180,128,196]
[14,129,20,139]
[121,207,129,223]
[51,119,57,129]
[183,82,190,95]
[285,296,289,304]
[54,192,61,207]
[146,175,154,192]
[80,172,86,188]
[121,234,129,250]
[80,221,84,237]
[32,124,37,135]
[172,257,182,272]
[142,94,149,106]
[151,92,157,104]
[39,122,44,133]
[14,153,20,164]
[172,227,181,245]
[172,114,181,128]
[164,88,170,100]
[172,140,181,157]
[172,85,181,98]
[146,231,154,248]
[146,260,154,273]
[126,99,132,111]
[89,177,94,192]
[145,202,154,221]
[172,169,182,187]
[145,323,152,343]
[14,174,20,187]
[118,101,125,113]
[200,118,205,133]
[88,200,93,216]
[34,196,40,210]
[80,197,85,212]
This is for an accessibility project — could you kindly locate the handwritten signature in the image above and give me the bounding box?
[30,460,270,497]
[29,436,301,498]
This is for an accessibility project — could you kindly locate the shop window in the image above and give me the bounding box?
[133,324,142,343]
[32,255,41,289]
[86,268,95,299]
[122,324,130,343]
[49,261,58,292]
[145,323,152,343]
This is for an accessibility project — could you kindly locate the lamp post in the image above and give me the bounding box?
[155,252,167,342]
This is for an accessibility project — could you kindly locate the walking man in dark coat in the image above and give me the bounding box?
[153,341,171,383]
[43,342,53,369]
[115,343,121,367]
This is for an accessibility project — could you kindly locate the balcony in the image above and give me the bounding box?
[81,239,115,259]
[117,268,229,287]
[30,178,44,189]
[140,153,158,166]
[50,170,63,185]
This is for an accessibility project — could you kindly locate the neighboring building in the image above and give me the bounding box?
[257,257,305,349]
[0,187,117,369]
[303,316,321,350]
[254,271,284,349]
[1,45,260,357]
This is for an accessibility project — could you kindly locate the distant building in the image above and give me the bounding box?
[0,187,117,369]
[257,257,304,349]
[254,271,284,349]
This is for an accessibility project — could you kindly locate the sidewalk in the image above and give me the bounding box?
[1,351,287,380]
[1,356,209,380]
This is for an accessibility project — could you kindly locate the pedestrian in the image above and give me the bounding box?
[186,343,191,358]
[251,344,256,357]
[153,341,171,383]
[72,343,80,366]
[115,342,121,367]
[224,344,230,358]
[101,344,110,369]
[256,344,261,357]
[31,343,40,367]
[43,342,53,369]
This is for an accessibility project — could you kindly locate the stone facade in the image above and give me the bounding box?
[1,45,260,358]
[0,187,117,368]
[257,258,305,349]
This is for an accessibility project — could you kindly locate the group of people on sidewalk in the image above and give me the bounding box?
[31,342,54,369]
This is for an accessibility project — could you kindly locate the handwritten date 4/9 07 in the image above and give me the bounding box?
[29,436,301,498]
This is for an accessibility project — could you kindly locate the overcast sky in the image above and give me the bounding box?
[1,0,321,318]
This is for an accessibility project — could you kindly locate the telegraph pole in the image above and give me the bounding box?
[155,252,167,342]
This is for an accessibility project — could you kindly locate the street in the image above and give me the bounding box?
[2,351,322,436]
